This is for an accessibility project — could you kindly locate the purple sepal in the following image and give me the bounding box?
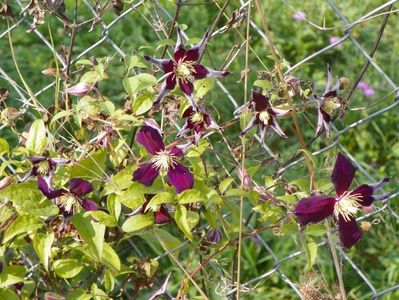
[167,163,194,193]
[351,177,390,206]
[132,163,160,186]
[331,153,356,196]
[136,125,165,155]
[81,199,98,211]
[69,178,93,197]
[338,216,363,249]
[293,195,336,225]
[154,205,172,224]
[37,176,66,200]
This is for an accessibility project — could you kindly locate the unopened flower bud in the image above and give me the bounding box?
[360,221,372,231]
[65,82,93,97]
[238,167,251,189]
[339,77,350,90]
[207,228,222,244]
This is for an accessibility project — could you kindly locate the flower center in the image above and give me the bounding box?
[59,195,80,214]
[174,60,195,82]
[152,150,176,171]
[37,160,51,175]
[322,98,341,115]
[191,112,204,124]
[334,192,362,221]
[259,110,271,124]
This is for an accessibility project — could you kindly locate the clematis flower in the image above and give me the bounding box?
[240,91,290,140]
[206,228,223,245]
[23,156,69,182]
[38,177,97,216]
[294,153,389,248]
[177,105,218,143]
[144,28,230,110]
[132,122,194,193]
[314,66,342,138]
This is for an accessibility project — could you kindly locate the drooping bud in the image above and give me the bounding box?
[65,82,93,97]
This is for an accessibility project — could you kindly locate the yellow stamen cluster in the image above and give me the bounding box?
[190,112,204,124]
[322,98,341,115]
[152,150,176,171]
[59,195,79,214]
[174,60,195,83]
[259,110,271,125]
[37,160,51,175]
[334,192,362,221]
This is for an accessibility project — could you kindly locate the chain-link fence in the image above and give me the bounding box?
[0,0,398,299]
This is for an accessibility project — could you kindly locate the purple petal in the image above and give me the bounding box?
[252,91,269,111]
[174,27,186,60]
[154,205,172,224]
[69,178,94,197]
[81,199,97,211]
[178,79,194,96]
[165,73,177,90]
[136,125,165,155]
[338,216,363,249]
[269,107,291,117]
[144,56,174,73]
[324,65,334,94]
[269,117,287,138]
[185,29,210,62]
[316,107,332,138]
[351,178,390,206]
[193,64,229,80]
[167,162,194,193]
[37,176,66,200]
[132,163,160,186]
[207,228,223,244]
[331,153,356,196]
[27,155,46,164]
[148,273,171,300]
[240,115,258,136]
[169,146,184,157]
[293,196,336,225]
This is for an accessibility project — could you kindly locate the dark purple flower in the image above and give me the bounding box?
[240,91,290,140]
[22,156,69,183]
[178,105,218,143]
[38,177,97,216]
[140,200,172,224]
[132,122,194,193]
[293,153,389,248]
[144,28,230,110]
[314,66,342,138]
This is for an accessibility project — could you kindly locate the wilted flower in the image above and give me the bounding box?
[240,91,290,140]
[178,105,218,143]
[22,156,69,182]
[293,153,389,248]
[292,11,306,21]
[132,122,194,193]
[65,82,94,97]
[38,177,97,217]
[144,28,230,110]
[314,66,342,138]
[357,81,375,97]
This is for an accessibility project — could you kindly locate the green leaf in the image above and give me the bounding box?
[53,259,83,278]
[0,181,59,217]
[26,119,48,154]
[122,214,154,233]
[174,205,199,241]
[103,166,135,195]
[49,110,73,131]
[253,80,272,89]
[0,289,19,300]
[107,194,121,222]
[116,185,146,210]
[219,178,234,194]
[194,78,214,98]
[69,150,106,184]
[67,288,91,300]
[132,93,154,115]
[177,189,205,205]
[104,270,115,292]
[0,265,25,288]
[307,224,327,237]
[0,138,9,156]
[125,55,147,69]
[305,238,318,268]
[146,192,175,209]
[123,73,157,97]
[102,242,121,272]
[33,232,54,272]
[87,211,117,227]
[71,214,105,260]
[3,215,42,244]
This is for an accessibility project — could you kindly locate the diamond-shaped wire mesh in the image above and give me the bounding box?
[0,0,398,299]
